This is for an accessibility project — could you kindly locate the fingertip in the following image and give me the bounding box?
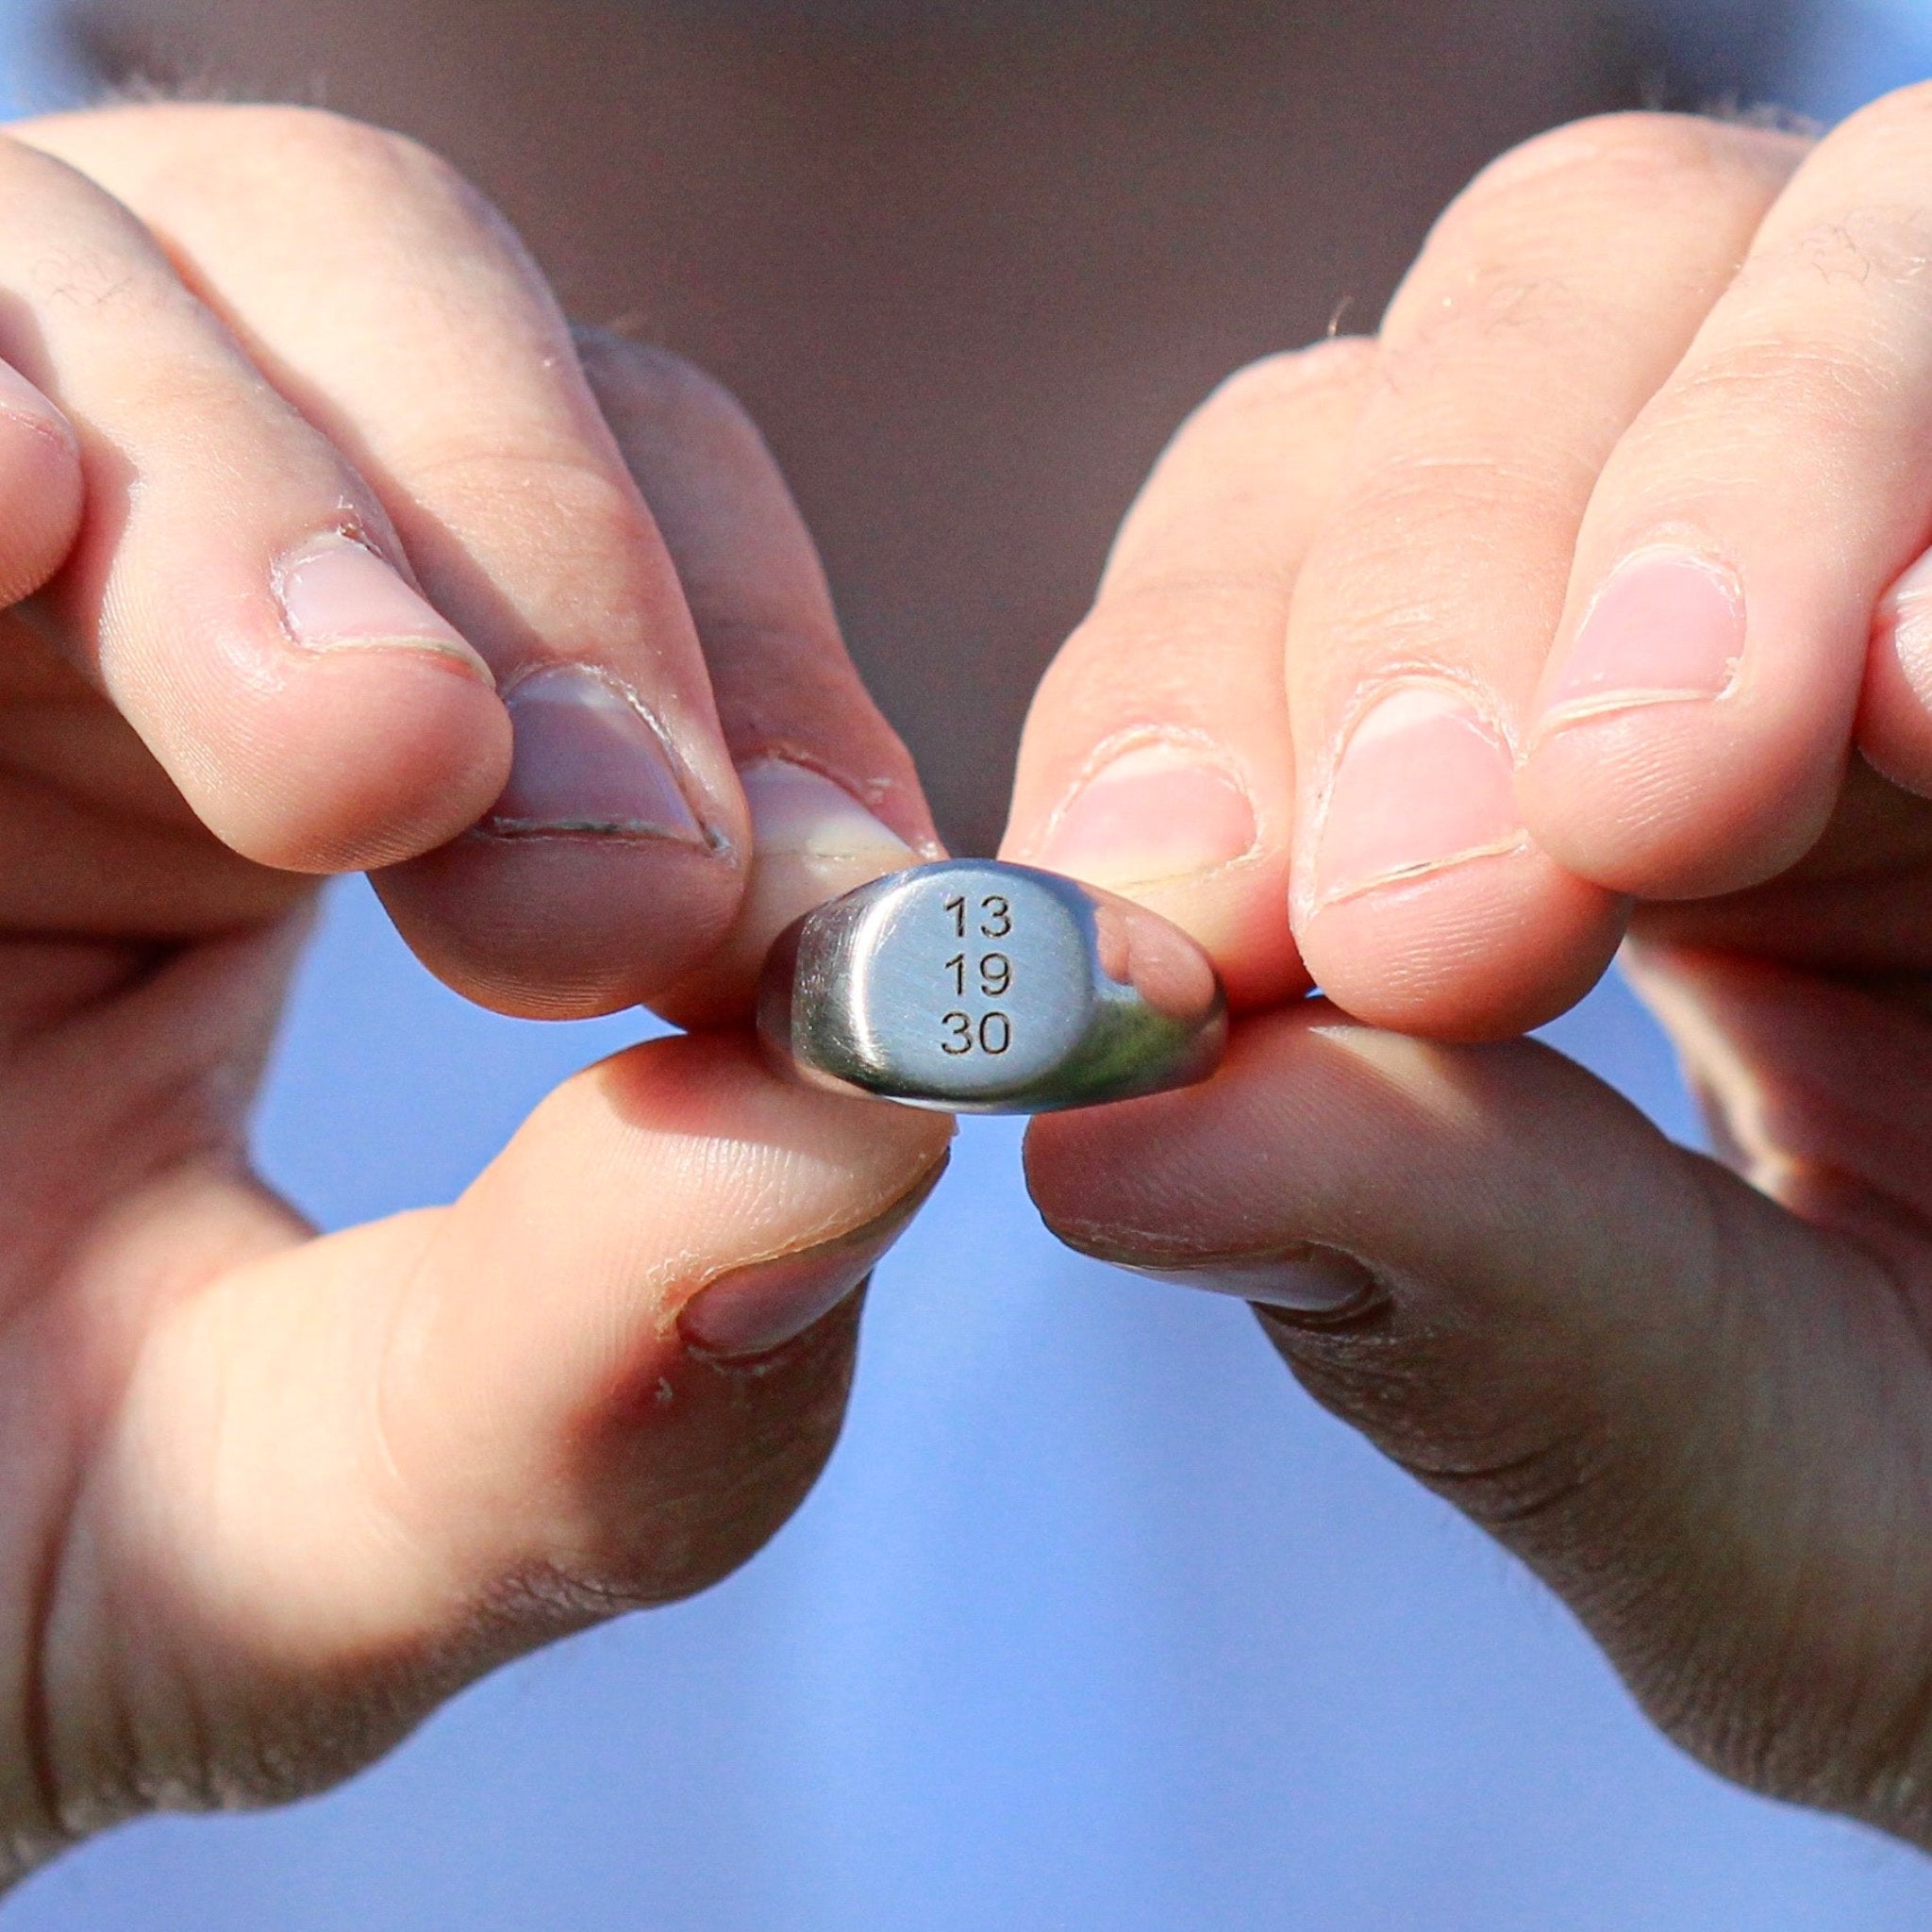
[1091,859,1309,1014]
[579,1028,958,1187]
[1857,554,1932,796]
[375,829,746,1018]
[1295,852,1626,1040]
[95,528,515,874]
[1519,704,1843,899]
[200,645,513,873]
[364,650,776,1015]
[368,1030,955,1621]
[1024,1009,1296,1252]
[1522,546,1857,896]
[1004,849,1307,1017]
[1008,739,1302,1011]
[654,757,924,1030]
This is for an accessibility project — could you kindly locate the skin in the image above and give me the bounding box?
[66,0,1630,850]
[0,104,954,1881]
[1014,106,1932,1844]
[3,0,1930,1891]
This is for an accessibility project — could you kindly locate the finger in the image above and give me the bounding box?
[0,128,513,876]
[1523,85,1932,890]
[1283,114,1804,1036]
[54,1029,952,1815]
[1024,1007,1932,1836]
[0,358,80,610]
[1620,939,1932,1241]
[1001,339,1374,1012]
[1621,754,1932,975]
[569,333,941,1028]
[22,105,755,1014]
[0,612,311,938]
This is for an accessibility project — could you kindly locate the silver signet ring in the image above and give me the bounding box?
[757,860,1228,1114]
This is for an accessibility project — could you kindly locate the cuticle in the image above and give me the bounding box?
[1252,1280,1391,1330]
[1326,670,1515,773]
[271,521,389,590]
[270,525,468,674]
[737,745,929,856]
[498,658,641,707]
[0,402,78,458]
[1083,1238,1391,1326]
[1593,533,1741,603]
[736,742,858,796]
[1035,724,1261,870]
[1542,537,1745,724]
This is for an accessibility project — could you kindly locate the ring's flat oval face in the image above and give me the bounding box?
[759,859,1228,1114]
[844,865,1093,1104]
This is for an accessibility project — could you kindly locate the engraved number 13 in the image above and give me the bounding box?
[944,893,1012,940]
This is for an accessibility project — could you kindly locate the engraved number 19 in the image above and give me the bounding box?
[945,952,1012,998]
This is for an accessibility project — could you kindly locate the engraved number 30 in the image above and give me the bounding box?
[941,1011,1013,1057]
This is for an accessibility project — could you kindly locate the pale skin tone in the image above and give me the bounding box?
[65,0,1617,852]
[4,32,1932,1895]
[0,105,954,1877]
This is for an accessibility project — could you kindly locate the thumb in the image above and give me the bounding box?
[66,1034,950,1820]
[1024,999,1932,1839]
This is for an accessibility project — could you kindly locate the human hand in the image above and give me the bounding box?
[0,102,949,1879]
[1007,99,1932,1842]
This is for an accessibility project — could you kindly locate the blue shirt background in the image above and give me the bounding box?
[13,4,1932,1923]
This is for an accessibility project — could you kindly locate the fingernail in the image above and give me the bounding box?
[275,535,492,680]
[1126,1241,1383,1316]
[1312,686,1520,907]
[741,758,915,870]
[488,664,707,841]
[1033,743,1257,890]
[678,1162,944,1359]
[730,756,918,948]
[1539,546,1743,729]
[1877,548,1932,705]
